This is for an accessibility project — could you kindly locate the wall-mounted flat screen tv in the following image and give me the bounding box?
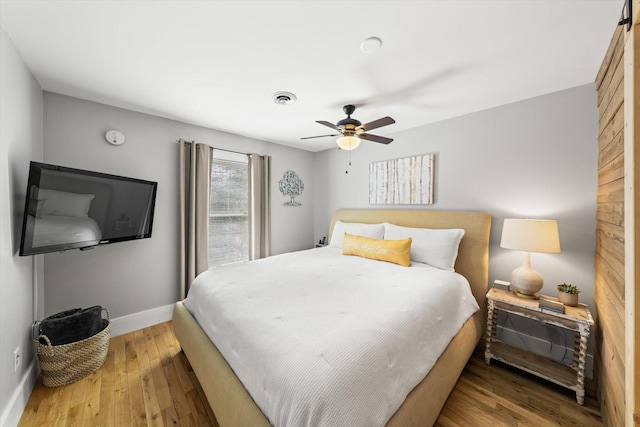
[19,161,158,256]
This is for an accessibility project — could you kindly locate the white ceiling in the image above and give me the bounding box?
[0,1,622,152]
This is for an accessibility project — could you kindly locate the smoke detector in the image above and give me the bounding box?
[272,91,297,105]
[105,130,125,145]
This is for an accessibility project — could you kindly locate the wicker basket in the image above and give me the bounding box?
[35,308,111,387]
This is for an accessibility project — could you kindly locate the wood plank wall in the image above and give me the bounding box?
[594,24,626,427]
[624,2,640,423]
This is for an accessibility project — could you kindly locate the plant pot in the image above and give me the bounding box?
[558,291,579,307]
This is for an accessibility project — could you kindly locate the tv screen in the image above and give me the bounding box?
[19,161,157,256]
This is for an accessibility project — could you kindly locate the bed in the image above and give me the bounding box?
[173,209,491,426]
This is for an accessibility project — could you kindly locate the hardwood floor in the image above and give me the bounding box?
[19,321,602,426]
[19,322,216,427]
[436,356,602,426]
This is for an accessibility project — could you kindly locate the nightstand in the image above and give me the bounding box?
[484,288,594,405]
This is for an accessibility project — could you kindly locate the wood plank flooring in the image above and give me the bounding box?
[436,356,602,426]
[19,321,602,426]
[19,322,216,427]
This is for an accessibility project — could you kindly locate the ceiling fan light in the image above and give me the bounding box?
[336,136,361,151]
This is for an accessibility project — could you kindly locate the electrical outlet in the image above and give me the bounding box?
[13,347,21,373]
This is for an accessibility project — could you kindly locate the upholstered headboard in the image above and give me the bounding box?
[329,209,492,315]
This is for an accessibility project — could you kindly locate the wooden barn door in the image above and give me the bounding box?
[594,0,639,425]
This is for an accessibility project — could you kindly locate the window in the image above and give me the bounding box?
[208,151,248,267]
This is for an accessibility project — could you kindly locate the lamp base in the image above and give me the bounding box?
[510,253,544,297]
[513,290,540,300]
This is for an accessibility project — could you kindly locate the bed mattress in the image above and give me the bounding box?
[183,246,479,427]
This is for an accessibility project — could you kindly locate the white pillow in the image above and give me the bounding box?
[329,221,384,248]
[37,188,95,218]
[383,223,465,271]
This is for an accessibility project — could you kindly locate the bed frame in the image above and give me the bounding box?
[173,209,491,426]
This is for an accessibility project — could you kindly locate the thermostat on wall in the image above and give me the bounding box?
[105,130,125,146]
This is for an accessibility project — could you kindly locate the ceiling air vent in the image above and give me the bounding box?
[272,91,297,105]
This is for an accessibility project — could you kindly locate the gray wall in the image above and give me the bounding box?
[314,84,598,362]
[0,29,44,426]
[0,33,600,421]
[42,92,315,319]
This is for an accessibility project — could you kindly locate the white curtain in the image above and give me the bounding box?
[248,154,271,260]
[179,140,213,299]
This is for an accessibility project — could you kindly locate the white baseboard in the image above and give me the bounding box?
[0,358,38,427]
[109,303,175,338]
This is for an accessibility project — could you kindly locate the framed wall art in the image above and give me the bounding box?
[279,170,304,206]
[369,154,435,205]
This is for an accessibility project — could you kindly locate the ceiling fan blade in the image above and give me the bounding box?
[316,120,341,131]
[359,133,393,145]
[300,133,340,140]
[359,116,395,132]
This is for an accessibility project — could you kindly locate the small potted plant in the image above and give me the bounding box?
[557,283,580,307]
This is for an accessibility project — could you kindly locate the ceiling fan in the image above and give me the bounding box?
[301,105,396,150]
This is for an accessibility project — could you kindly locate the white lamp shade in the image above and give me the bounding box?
[336,136,361,151]
[500,219,561,253]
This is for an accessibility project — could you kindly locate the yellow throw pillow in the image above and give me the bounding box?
[342,232,412,267]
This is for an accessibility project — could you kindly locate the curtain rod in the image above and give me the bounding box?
[177,139,249,157]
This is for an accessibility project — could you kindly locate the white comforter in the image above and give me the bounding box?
[183,246,479,427]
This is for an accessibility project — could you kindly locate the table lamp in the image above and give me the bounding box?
[500,218,561,298]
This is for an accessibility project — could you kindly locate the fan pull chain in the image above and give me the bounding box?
[345,150,352,174]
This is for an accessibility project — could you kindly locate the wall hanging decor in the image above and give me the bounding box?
[369,154,435,205]
[279,170,304,206]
